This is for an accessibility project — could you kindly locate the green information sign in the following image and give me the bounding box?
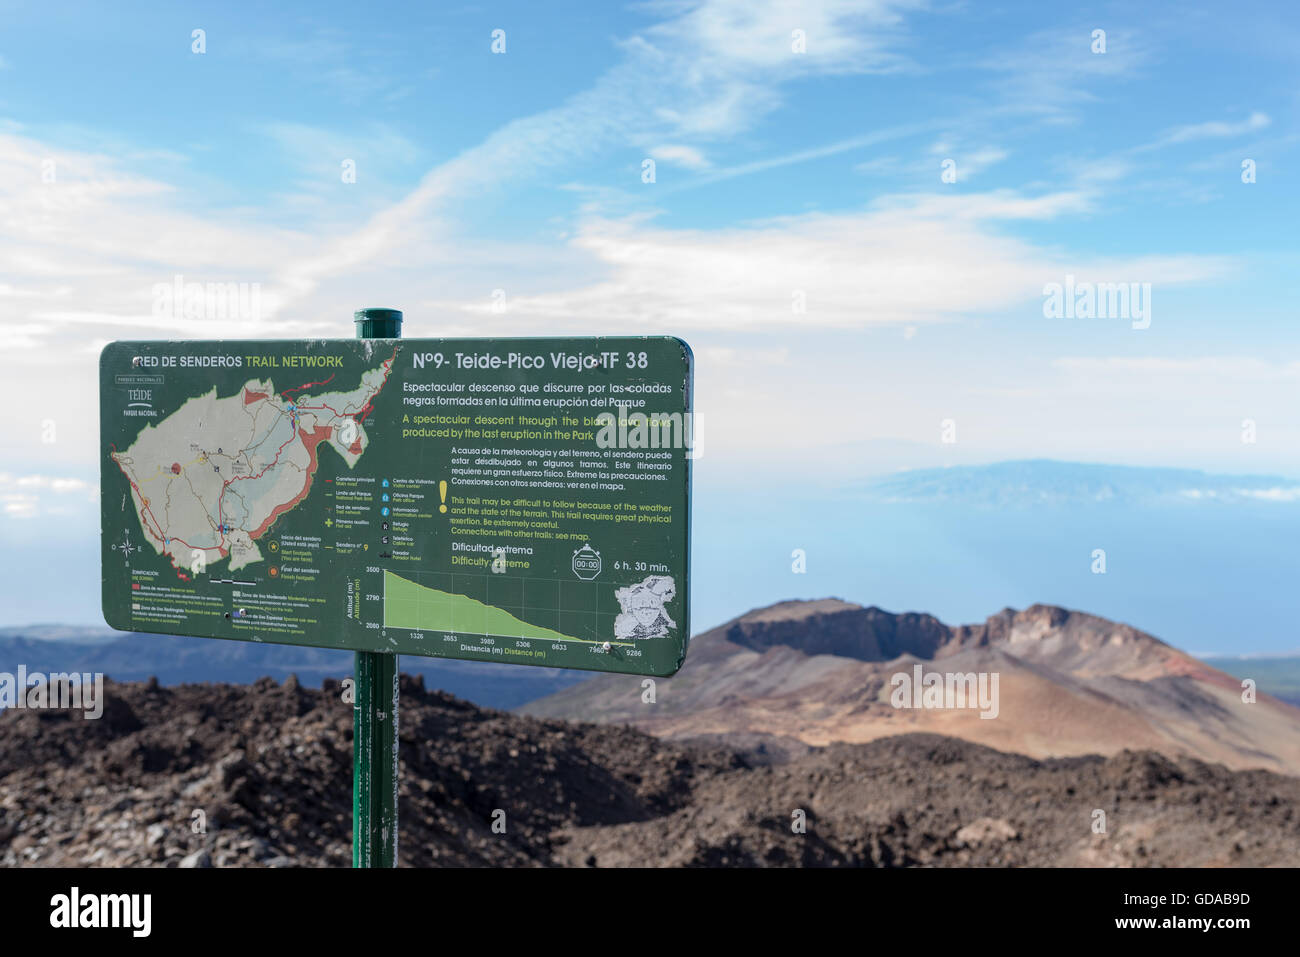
[100,336,693,676]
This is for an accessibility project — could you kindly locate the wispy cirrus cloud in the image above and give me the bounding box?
[434,190,1225,330]
[980,26,1149,120]
[276,0,931,301]
[0,1,941,475]
[1135,110,1271,151]
[926,141,1008,180]
[666,122,937,190]
[649,144,711,170]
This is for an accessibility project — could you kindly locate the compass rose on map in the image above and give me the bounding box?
[110,529,141,568]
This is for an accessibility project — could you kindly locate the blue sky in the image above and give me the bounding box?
[2,1,1299,643]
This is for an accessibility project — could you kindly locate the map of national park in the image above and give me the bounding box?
[111,350,394,574]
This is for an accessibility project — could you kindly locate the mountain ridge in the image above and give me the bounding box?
[524,597,1300,775]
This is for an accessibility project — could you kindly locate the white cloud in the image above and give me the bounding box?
[0,473,97,521]
[0,131,313,334]
[259,121,423,203]
[274,1,931,305]
[1180,487,1300,503]
[642,0,923,76]
[981,27,1148,120]
[872,188,1091,220]
[1067,157,1132,185]
[927,142,1008,180]
[0,1,940,478]
[430,190,1220,331]
[956,148,1008,179]
[1156,111,1271,147]
[674,123,934,190]
[1237,487,1300,502]
[649,144,711,170]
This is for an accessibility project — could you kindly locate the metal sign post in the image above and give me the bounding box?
[352,308,402,868]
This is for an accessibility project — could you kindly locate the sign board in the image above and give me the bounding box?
[100,337,693,676]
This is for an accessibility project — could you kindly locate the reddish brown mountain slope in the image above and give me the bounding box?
[522,600,1300,774]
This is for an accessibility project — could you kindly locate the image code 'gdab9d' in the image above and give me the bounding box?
[99,337,693,677]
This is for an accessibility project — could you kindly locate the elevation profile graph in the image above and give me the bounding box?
[381,570,628,645]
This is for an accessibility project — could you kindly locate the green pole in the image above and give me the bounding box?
[353,307,402,867]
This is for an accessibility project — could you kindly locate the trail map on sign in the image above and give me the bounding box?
[111,351,395,575]
[100,338,693,677]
